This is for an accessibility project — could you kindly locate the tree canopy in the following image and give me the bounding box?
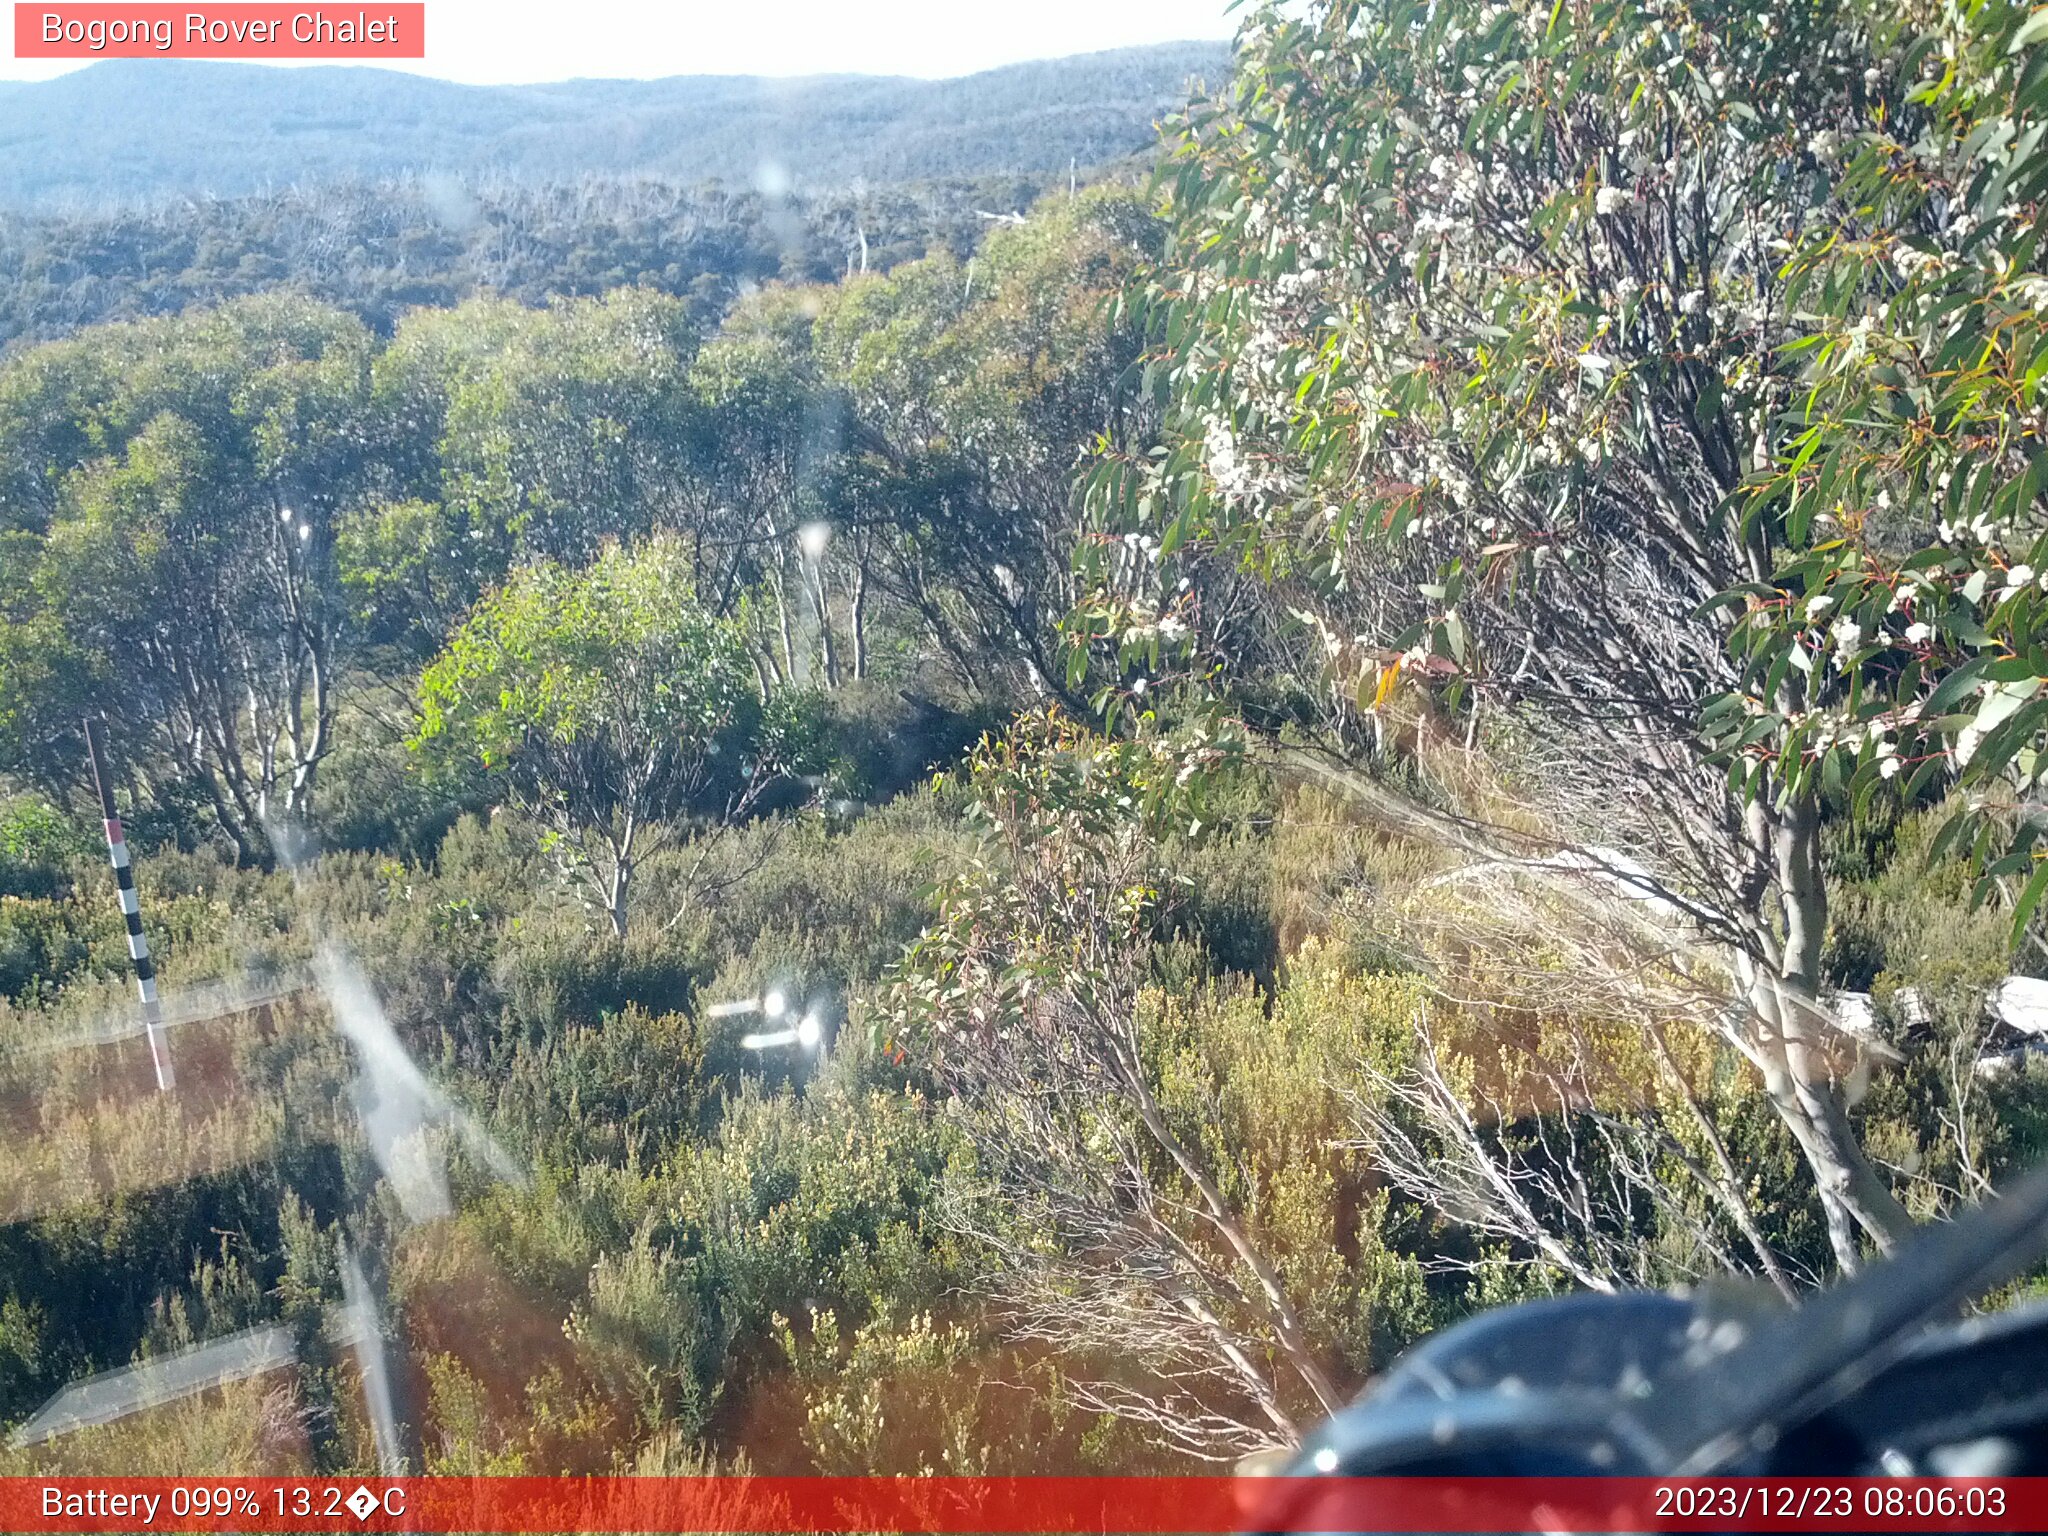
[414,541,765,936]
[1074,0,2048,1267]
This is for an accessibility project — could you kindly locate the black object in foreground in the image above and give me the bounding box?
[1268,1162,2048,1503]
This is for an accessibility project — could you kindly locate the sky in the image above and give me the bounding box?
[1,1,1244,83]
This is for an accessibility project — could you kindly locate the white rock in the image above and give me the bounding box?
[1988,977,2048,1038]
[1828,992,1879,1041]
[1805,991,1903,1064]
[1975,1042,2048,1081]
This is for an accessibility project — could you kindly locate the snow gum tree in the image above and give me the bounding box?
[1073,0,2015,1268]
[413,539,768,937]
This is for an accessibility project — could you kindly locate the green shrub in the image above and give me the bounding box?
[492,1006,711,1170]
[0,897,94,1002]
[0,796,91,900]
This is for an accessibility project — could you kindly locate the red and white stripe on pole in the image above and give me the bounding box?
[83,717,173,1091]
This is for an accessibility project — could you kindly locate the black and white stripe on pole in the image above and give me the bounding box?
[83,718,174,1092]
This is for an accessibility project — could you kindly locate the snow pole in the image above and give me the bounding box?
[83,717,173,1091]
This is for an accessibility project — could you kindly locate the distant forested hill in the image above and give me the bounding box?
[0,172,1077,350]
[0,43,1229,209]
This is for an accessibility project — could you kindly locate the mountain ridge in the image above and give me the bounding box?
[0,43,1232,209]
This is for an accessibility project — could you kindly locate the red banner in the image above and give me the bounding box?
[2,1476,2043,1533]
[14,5,425,59]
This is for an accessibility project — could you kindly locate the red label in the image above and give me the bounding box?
[14,5,425,59]
[0,1476,2042,1534]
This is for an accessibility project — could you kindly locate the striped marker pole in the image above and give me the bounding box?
[83,718,174,1091]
